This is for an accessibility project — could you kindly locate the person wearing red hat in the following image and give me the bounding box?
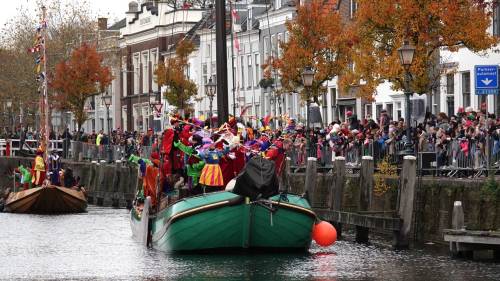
[265,140,285,176]
[143,152,160,207]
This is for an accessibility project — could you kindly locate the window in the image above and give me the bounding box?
[142,52,149,93]
[290,94,296,117]
[350,0,358,19]
[271,34,278,58]
[386,103,393,120]
[376,104,383,120]
[277,33,283,57]
[396,102,402,120]
[275,0,281,9]
[206,44,211,57]
[240,56,245,89]
[202,63,208,85]
[122,106,127,131]
[151,50,158,92]
[462,72,471,107]
[348,61,355,72]
[247,55,253,89]
[365,104,372,120]
[122,56,127,97]
[263,36,270,59]
[446,73,454,95]
[447,96,455,116]
[494,1,500,36]
[255,104,260,119]
[330,88,337,107]
[479,95,487,111]
[211,62,216,81]
[254,54,260,87]
[134,55,140,95]
[284,31,290,43]
[322,92,328,125]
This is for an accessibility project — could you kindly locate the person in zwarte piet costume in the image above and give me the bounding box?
[48,150,61,185]
[143,152,160,207]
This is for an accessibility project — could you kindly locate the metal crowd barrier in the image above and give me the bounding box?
[0,138,71,156]
[287,135,500,177]
[418,137,500,178]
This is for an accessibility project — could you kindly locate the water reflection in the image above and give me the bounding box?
[0,207,498,281]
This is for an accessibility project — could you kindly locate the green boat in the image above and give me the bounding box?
[130,156,317,252]
[130,191,315,252]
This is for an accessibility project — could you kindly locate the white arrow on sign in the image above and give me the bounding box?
[481,78,493,86]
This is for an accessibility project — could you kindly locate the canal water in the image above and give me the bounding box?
[0,207,499,281]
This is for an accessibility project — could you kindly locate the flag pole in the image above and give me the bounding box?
[41,5,50,166]
[229,1,236,117]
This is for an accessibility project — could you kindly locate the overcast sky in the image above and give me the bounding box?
[0,0,129,29]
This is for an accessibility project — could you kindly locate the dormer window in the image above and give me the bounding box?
[350,0,358,19]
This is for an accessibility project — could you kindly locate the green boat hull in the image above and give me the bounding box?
[138,192,316,252]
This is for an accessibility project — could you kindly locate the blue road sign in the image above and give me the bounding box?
[475,65,498,96]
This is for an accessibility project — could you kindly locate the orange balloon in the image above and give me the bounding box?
[312,221,337,247]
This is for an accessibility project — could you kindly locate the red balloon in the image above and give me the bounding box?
[312,221,337,247]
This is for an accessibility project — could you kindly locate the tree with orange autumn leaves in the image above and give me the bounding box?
[275,0,498,103]
[155,40,197,112]
[270,0,350,103]
[340,0,499,101]
[51,43,112,130]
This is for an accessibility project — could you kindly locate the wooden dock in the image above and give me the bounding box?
[444,229,500,258]
[443,201,500,258]
[301,155,417,249]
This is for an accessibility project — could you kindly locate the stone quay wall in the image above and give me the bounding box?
[289,171,500,244]
[1,156,498,245]
[0,157,138,208]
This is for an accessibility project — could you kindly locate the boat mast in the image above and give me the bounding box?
[41,5,50,163]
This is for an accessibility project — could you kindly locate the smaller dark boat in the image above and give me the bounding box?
[4,185,87,214]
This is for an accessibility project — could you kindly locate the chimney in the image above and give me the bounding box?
[98,17,108,30]
[128,1,139,12]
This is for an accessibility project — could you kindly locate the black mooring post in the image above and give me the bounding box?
[215,0,229,125]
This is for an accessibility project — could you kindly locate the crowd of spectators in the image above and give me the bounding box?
[286,105,500,173]
[3,105,500,174]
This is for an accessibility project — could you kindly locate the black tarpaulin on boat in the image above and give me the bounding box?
[233,156,279,200]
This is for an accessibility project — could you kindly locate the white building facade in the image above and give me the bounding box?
[118,1,205,132]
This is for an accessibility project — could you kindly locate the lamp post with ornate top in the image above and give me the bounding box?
[397,40,416,154]
[205,78,217,128]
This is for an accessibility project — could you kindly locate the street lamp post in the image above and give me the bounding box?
[102,92,112,163]
[269,91,275,129]
[205,78,217,128]
[301,67,314,130]
[302,67,314,158]
[397,40,416,154]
